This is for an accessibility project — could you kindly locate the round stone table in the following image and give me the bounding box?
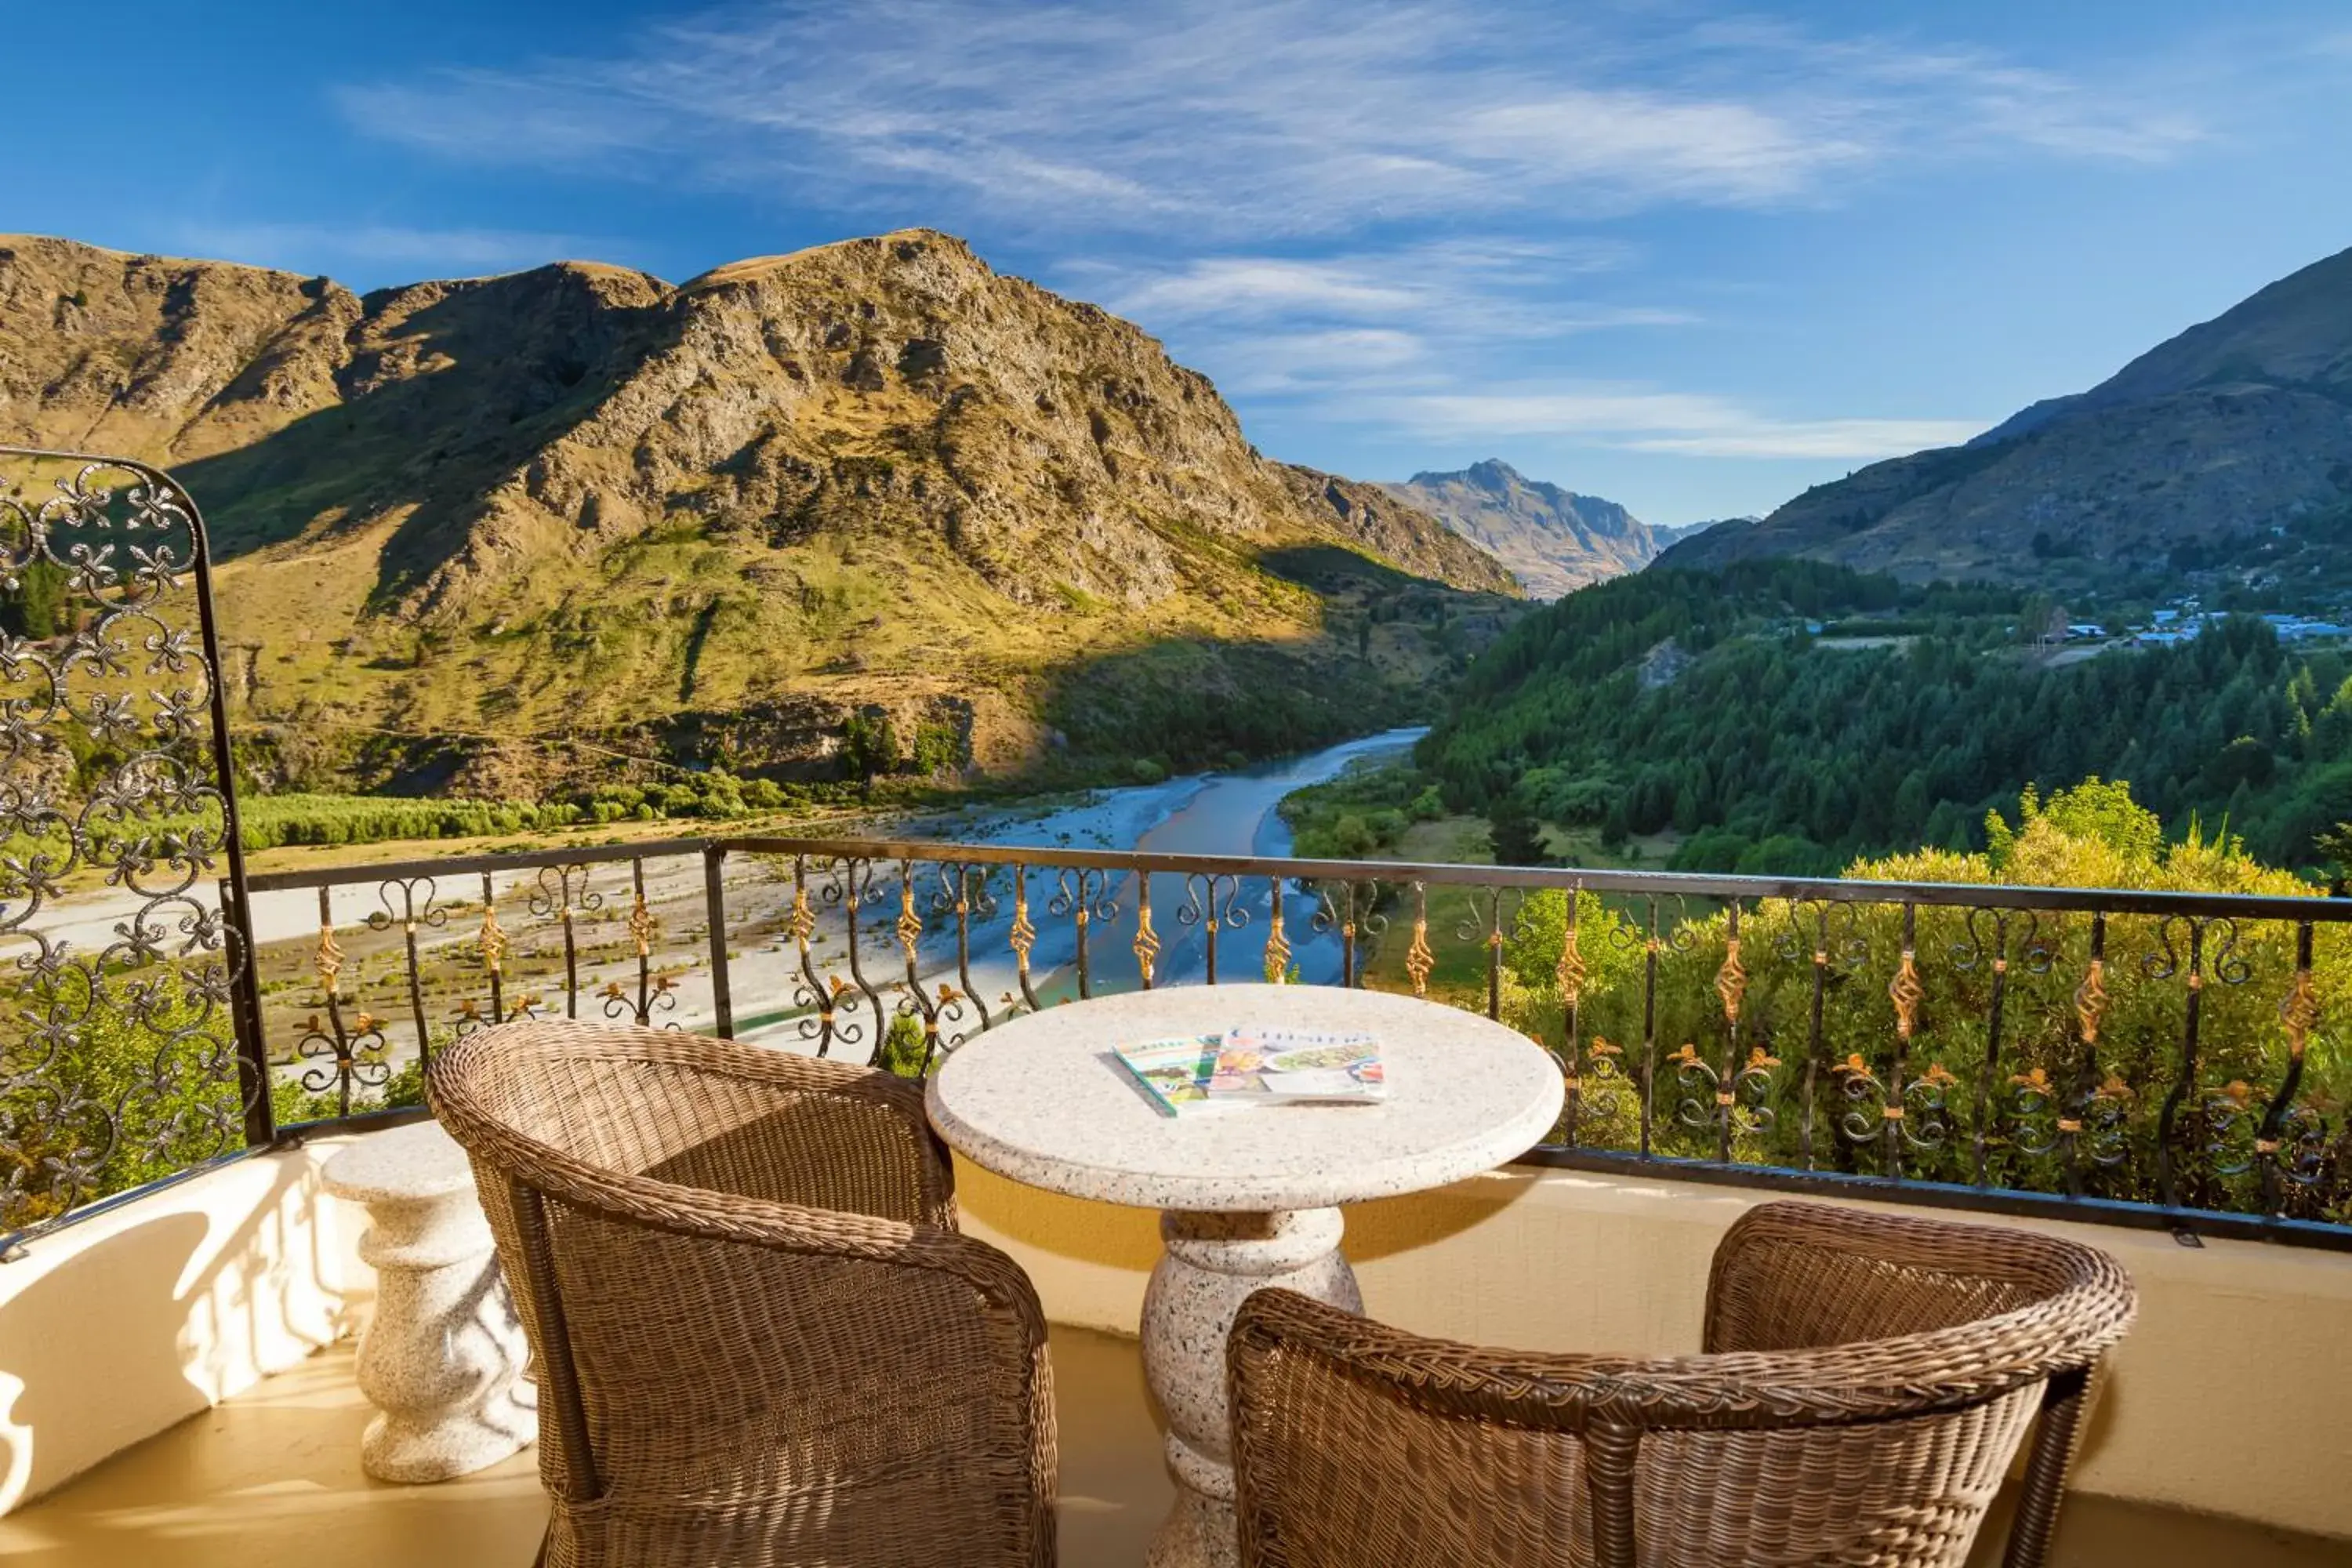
[321,1120,536,1483]
[927,985,1565,1568]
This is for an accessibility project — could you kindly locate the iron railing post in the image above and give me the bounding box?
[221,877,277,1148]
[704,844,735,1038]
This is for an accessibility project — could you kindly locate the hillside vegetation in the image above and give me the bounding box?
[1414,560,2352,874]
[0,230,1518,796]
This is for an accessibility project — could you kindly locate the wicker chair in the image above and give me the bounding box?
[1229,1200,2136,1568]
[428,1021,1056,1568]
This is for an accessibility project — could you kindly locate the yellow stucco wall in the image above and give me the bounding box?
[953,1155,2352,1541]
[4,1133,2346,1540]
[0,1138,371,1512]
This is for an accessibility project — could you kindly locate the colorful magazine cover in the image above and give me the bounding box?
[1111,1035,1225,1116]
[1206,1027,1386,1104]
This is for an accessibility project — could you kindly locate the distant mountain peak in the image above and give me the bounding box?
[1389,462,1657,598]
[1656,241,2352,586]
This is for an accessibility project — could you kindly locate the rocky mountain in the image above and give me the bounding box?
[1387,459,1661,597]
[1657,244,2352,586]
[0,230,1516,791]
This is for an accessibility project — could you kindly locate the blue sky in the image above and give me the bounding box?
[9,2,2351,524]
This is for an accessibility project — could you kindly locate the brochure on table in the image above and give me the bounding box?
[1113,1027,1387,1116]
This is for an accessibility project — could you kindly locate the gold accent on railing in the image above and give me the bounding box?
[1406,917,1434,997]
[629,892,656,957]
[479,904,508,975]
[897,880,922,964]
[1132,884,1160,986]
[787,885,816,949]
[1715,935,1746,1024]
[1264,903,1291,984]
[2056,1117,2083,1133]
[1745,1046,1781,1071]
[2282,967,2318,1060]
[1556,921,1585,1004]
[1009,888,1036,972]
[2075,956,2107,1045]
[315,924,344,993]
[1889,947,1922,1040]
[1664,1043,1702,1069]
[1883,1105,1905,1120]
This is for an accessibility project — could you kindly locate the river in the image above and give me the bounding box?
[727,725,1423,1040]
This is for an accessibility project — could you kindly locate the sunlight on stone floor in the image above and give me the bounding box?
[3,1327,2341,1566]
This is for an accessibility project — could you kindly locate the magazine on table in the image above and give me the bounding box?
[1113,1027,1385,1116]
[1110,1035,1225,1116]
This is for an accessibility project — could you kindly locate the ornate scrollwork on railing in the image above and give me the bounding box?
[1176,870,1248,985]
[1773,898,1867,1171]
[0,448,265,1240]
[1951,907,2051,1185]
[2146,914,2254,1208]
[1457,884,1525,1020]
[2252,927,2332,1206]
[1051,866,1119,998]
[933,862,1000,1029]
[528,863,603,1020]
[1308,878,1386,988]
[363,877,446,1067]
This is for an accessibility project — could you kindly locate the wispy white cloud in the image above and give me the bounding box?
[336,1,2203,238]
[325,2,2190,477]
[171,220,588,276]
[1377,385,1987,460]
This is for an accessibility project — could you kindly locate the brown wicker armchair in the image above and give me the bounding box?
[1229,1200,2136,1568]
[428,1021,1055,1568]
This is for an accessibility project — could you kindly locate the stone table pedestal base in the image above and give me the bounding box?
[323,1120,535,1483]
[1143,1207,1361,1568]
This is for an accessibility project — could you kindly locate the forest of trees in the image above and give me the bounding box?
[1420,559,2352,876]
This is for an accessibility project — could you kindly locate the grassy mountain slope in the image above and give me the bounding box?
[1,230,1516,791]
[1657,245,2352,590]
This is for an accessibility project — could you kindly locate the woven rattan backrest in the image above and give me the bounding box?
[1231,1200,2137,1568]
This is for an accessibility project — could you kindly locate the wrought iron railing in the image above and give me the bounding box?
[0,447,263,1253]
[5,438,2347,1254]
[196,835,2352,1250]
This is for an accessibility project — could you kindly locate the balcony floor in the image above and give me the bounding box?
[3,1328,2343,1566]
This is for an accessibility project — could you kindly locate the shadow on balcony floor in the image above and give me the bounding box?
[0,1327,2339,1566]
